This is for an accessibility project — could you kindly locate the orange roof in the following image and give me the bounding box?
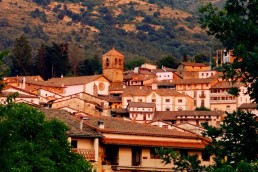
[103,48,124,57]
[181,62,208,67]
[73,149,95,161]
[82,116,199,139]
[101,138,206,149]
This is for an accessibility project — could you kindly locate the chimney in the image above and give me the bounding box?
[80,117,89,130]
[22,77,26,89]
[97,120,104,129]
[152,82,157,90]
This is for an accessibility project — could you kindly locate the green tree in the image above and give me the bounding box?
[125,57,146,70]
[199,0,258,103]
[156,56,179,69]
[202,110,258,168]
[77,55,102,76]
[0,50,9,91]
[0,102,93,171]
[156,148,201,171]
[10,35,33,76]
[36,42,71,79]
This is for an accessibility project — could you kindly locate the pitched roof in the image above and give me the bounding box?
[211,81,243,89]
[154,111,222,120]
[40,108,102,137]
[101,138,205,149]
[173,78,215,85]
[82,116,199,139]
[128,101,155,108]
[47,75,106,86]
[4,75,44,82]
[181,62,208,67]
[238,103,257,109]
[123,86,188,97]
[103,48,124,57]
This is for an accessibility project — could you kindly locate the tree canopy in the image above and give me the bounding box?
[0,102,93,171]
[202,110,258,169]
[199,0,258,103]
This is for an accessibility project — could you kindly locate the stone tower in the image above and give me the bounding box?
[102,48,124,83]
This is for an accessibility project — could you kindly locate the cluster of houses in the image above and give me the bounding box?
[1,48,256,171]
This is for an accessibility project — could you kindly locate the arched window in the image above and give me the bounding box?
[106,58,109,67]
[115,58,117,65]
[119,59,122,65]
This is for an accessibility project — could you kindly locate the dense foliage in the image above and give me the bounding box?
[0,0,222,63]
[202,110,258,168]
[199,0,258,103]
[0,101,93,171]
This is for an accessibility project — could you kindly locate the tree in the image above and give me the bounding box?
[156,56,179,69]
[77,55,101,76]
[10,35,33,76]
[68,44,83,76]
[202,110,258,169]
[125,57,146,70]
[36,42,71,80]
[199,0,258,103]
[0,102,93,171]
[0,50,9,91]
[156,148,202,172]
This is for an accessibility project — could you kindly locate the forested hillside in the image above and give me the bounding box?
[0,0,224,74]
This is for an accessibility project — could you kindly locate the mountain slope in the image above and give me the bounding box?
[0,0,223,61]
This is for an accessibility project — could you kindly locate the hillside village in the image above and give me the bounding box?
[1,48,256,171]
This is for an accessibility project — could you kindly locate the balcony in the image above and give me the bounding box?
[210,99,236,104]
[72,148,95,161]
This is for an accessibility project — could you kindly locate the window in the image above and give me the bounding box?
[202,151,211,161]
[178,99,183,103]
[152,99,156,103]
[165,99,170,102]
[119,59,121,65]
[127,99,131,103]
[150,148,160,159]
[114,58,117,65]
[165,107,170,111]
[138,99,142,102]
[106,58,109,67]
[71,140,78,148]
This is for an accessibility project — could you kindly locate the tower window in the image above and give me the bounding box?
[119,59,121,65]
[115,58,117,65]
[106,58,109,67]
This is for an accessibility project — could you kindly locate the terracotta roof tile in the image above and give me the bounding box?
[173,78,215,85]
[40,108,102,137]
[47,75,106,86]
[82,116,199,139]
[128,101,155,108]
[154,111,222,120]
[123,86,187,97]
[103,48,124,57]
[101,138,205,149]
[211,81,243,88]
[181,62,208,67]
[238,103,257,109]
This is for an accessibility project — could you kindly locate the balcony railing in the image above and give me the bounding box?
[72,148,95,161]
[210,100,236,104]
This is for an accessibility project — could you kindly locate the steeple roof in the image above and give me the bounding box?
[103,48,124,57]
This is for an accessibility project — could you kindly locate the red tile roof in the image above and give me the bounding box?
[101,138,205,149]
[123,86,188,97]
[128,101,155,108]
[154,111,222,120]
[173,78,215,85]
[47,75,107,86]
[238,103,257,109]
[40,108,102,137]
[82,116,199,139]
[181,62,208,67]
[103,48,124,57]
